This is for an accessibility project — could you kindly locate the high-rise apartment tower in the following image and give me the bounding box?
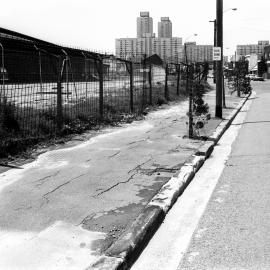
[158,17,172,38]
[137,11,154,38]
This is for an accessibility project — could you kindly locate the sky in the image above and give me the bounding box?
[1,0,270,56]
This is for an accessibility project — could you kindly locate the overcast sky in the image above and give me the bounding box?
[1,0,270,56]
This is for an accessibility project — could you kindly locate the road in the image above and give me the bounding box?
[131,81,270,270]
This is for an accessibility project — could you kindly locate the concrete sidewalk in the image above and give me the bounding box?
[176,81,270,270]
[0,84,249,270]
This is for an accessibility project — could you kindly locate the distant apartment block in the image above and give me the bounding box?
[157,37,183,62]
[137,11,154,38]
[116,11,212,63]
[237,40,269,58]
[115,37,183,62]
[115,38,137,59]
[116,12,182,62]
[158,17,172,38]
[258,40,269,46]
[185,43,213,62]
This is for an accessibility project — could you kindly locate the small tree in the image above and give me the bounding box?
[192,83,210,137]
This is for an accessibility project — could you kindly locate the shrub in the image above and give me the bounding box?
[193,83,209,117]
[157,96,168,106]
[37,118,56,134]
[189,83,210,137]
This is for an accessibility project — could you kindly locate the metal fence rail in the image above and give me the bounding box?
[0,43,194,152]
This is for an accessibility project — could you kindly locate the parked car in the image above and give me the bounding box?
[252,75,264,81]
[245,74,264,81]
[245,74,256,80]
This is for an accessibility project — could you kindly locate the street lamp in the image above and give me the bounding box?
[184,33,198,42]
[209,8,237,39]
[223,7,237,13]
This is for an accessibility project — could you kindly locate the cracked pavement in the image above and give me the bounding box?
[0,86,243,269]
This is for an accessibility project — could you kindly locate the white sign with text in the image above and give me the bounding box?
[213,47,221,61]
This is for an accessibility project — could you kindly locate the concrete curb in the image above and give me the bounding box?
[208,96,249,144]
[88,93,251,270]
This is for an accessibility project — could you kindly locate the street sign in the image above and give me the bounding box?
[213,47,221,61]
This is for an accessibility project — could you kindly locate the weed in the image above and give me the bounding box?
[157,96,168,106]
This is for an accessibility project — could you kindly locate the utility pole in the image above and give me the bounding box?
[216,0,223,118]
[213,20,217,83]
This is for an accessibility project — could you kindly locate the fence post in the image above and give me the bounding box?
[198,64,202,84]
[142,56,147,107]
[129,61,134,113]
[82,52,88,99]
[237,73,240,97]
[0,43,5,101]
[165,63,169,100]
[223,74,226,107]
[56,57,63,132]
[188,64,194,138]
[176,64,180,96]
[98,58,104,119]
[149,64,152,105]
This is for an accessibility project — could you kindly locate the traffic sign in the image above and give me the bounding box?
[213,47,221,61]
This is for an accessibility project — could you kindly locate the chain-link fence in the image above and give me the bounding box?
[0,28,211,156]
[0,44,186,154]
